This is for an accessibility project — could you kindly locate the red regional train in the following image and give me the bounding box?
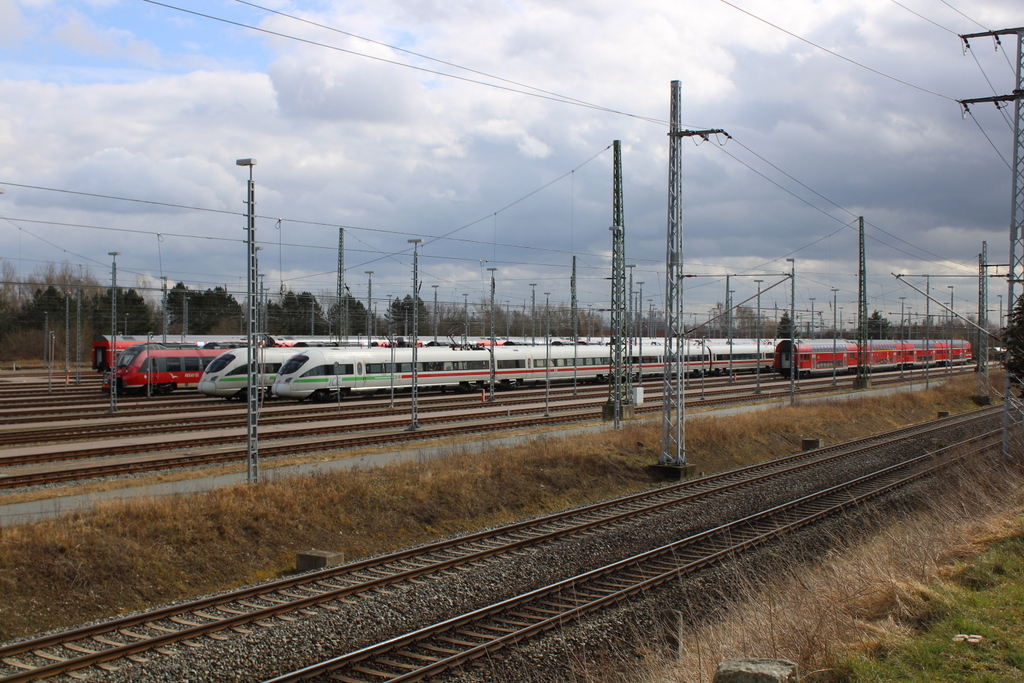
[103,342,246,394]
[92,335,249,373]
[773,339,972,379]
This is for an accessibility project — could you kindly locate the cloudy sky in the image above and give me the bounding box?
[0,0,1020,334]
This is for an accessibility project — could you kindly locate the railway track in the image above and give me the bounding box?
[0,377,793,446]
[269,433,994,683]
[0,368,979,489]
[0,409,999,682]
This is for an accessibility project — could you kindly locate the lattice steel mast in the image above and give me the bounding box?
[607,140,629,428]
[337,228,347,341]
[659,80,728,466]
[959,27,1024,457]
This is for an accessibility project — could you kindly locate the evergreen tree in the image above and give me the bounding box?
[775,311,794,339]
[1004,294,1024,380]
[867,310,892,339]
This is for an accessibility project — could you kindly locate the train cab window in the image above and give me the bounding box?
[280,356,309,375]
[206,354,235,374]
[139,358,153,372]
[166,357,182,372]
[184,357,200,372]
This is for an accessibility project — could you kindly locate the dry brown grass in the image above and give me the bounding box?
[643,448,1024,683]
[0,375,985,642]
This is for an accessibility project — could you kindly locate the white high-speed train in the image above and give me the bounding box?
[269,340,776,401]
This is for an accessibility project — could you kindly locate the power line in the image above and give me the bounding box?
[141,0,667,126]
[719,0,958,101]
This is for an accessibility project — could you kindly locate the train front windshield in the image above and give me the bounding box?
[206,354,237,374]
[279,355,309,376]
[116,347,145,368]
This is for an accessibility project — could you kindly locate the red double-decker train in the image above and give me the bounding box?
[773,339,972,379]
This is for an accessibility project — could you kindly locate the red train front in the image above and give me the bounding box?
[103,342,245,394]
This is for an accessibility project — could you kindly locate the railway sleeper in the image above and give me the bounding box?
[376,658,424,671]
[395,649,442,662]
[435,635,484,648]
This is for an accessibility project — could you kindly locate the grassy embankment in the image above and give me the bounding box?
[0,377,985,644]
[643,388,1024,683]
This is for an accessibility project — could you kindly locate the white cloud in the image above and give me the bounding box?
[51,9,161,65]
[0,0,1019,319]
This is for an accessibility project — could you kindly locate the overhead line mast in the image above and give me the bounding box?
[958,27,1024,458]
[659,80,729,469]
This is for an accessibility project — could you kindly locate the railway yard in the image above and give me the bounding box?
[0,365,1010,682]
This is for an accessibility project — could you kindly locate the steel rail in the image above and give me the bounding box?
[0,411,997,681]
[264,432,998,683]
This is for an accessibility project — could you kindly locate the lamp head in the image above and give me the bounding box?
[235,158,257,167]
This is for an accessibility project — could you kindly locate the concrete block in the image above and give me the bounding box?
[713,658,798,683]
[938,411,951,418]
[601,403,635,422]
[801,438,821,451]
[296,549,345,573]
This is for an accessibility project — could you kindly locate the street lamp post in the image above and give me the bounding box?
[409,239,422,430]
[487,267,497,401]
[235,157,259,483]
[786,258,796,406]
[108,252,120,413]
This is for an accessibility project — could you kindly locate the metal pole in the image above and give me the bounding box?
[948,285,955,375]
[530,284,537,345]
[75,286,81,385]
[463,293,469,346]
[832,288,839,385]
[236,157,259,483]
[64,296,69,373]
[545,292,551,416]
[637,281,644,387]
[409,239,422,430]
[810,298,816,339]
[108,252,120,413]
[365,271,374,340]
[899,296,906,379]
[787,258,795,406]
[488,267,497,401]
[755,279,763,394]
[926,275,931,389]
[432,284,439,343]
[726,275,734,381]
